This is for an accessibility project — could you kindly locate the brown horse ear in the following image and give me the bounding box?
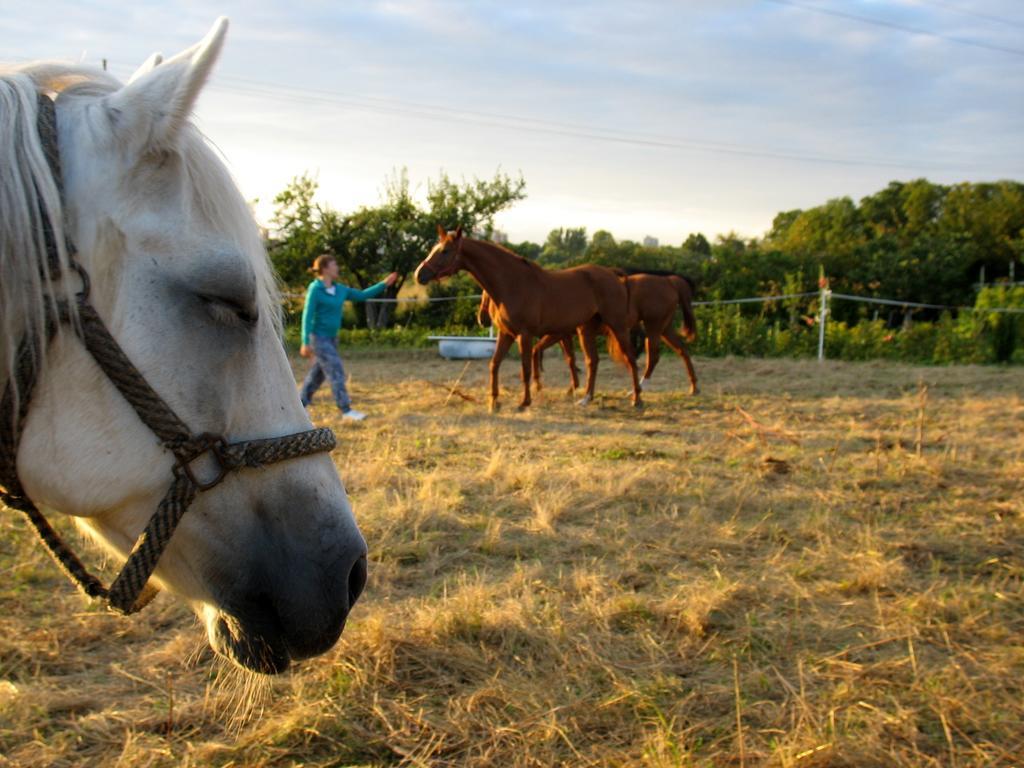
[436,223,447,240]
[454,225,464,239]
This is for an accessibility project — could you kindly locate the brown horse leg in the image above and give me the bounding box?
[531,333,562,393]
[641,330,661,391]
[609,326,643,408]
[518,334,534,409]
[662,327,699,395]
[489,332,515,411]
[559,337,580,392]
[576,323,599,405]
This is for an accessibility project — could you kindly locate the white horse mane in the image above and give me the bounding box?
[0,62,281,406]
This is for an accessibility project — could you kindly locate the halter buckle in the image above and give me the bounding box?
[173,434,231,492]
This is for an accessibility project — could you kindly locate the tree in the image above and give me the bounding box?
[540,227,587,266]
[422,170,527,241]
[322,171,422,328]
[417,171,528,315]
[766,212,801,243]
[682,232,711,257]
[512,240,543,262]
[586,230,620,265]
[268,168,527,328]
[267,174,1020,333]
[267,173,326,285]
[939,181,1024,280]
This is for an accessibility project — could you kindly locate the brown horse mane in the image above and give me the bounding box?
[465,237,546,275]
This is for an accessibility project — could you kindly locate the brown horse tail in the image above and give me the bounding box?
[604,324,632,369]
[477,292,492,327]
[673,276,698,342]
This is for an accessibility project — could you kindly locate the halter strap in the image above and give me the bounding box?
[0,92,336,614]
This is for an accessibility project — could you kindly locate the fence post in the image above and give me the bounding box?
[817,281,830,362]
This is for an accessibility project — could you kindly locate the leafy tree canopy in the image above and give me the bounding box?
[268,175,1022,329]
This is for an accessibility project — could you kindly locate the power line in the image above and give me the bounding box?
[913,0,1024,30]
[764,0,1024,58]
[27,53,994,174]
[206,74,967,173]
[18,34,1015,175]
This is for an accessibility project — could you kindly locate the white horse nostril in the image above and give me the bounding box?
[348,554,368,608]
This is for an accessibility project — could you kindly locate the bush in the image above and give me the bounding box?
[404,274,482,328]
[685,293,1023,364]
[976,285,1024,363]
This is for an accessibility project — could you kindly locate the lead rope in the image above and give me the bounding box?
[0,92,336,614]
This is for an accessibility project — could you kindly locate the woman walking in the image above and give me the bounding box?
[300,254,398,421]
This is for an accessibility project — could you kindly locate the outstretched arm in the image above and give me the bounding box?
[345,272,399,302]
[345,280,389,302]
[300,283,317,356]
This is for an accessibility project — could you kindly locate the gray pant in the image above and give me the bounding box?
[300,334,351,411]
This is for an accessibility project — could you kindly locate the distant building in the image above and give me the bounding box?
[493,229,509,244]
[643,235,659,248]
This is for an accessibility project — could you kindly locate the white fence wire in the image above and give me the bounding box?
[286,286,1024,362]
[363,295,481,303]
[354,290,1024,313]
[692,292,820,306]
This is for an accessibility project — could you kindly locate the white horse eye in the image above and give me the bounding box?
[199,294,259,328]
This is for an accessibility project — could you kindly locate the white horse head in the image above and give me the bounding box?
[0,19,367,674]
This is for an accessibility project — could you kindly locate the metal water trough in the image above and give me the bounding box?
[428,332,497,360]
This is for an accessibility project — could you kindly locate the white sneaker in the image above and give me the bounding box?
[342,409,367,422]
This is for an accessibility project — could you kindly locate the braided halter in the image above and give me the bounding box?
[0,93,336,614]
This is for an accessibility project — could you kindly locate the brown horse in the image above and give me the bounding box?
[532,271,699,395]
[415,227,641,409]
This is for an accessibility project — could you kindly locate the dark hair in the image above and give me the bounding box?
[309,253,336,276]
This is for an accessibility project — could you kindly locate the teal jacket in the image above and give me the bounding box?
[301,278,388,345]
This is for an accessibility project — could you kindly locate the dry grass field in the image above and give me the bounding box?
[1,351,1022,767]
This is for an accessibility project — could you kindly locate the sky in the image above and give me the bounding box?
[4,0,1023,246]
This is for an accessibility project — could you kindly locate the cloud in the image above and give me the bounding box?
[5,0,1021,243]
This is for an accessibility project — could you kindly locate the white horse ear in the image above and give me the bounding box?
[106,17,228,149]
[127,52,164,85]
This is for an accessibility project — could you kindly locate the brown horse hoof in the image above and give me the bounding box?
[632,399,644,410]
[689,386,699,396]
[489,400,500,413]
